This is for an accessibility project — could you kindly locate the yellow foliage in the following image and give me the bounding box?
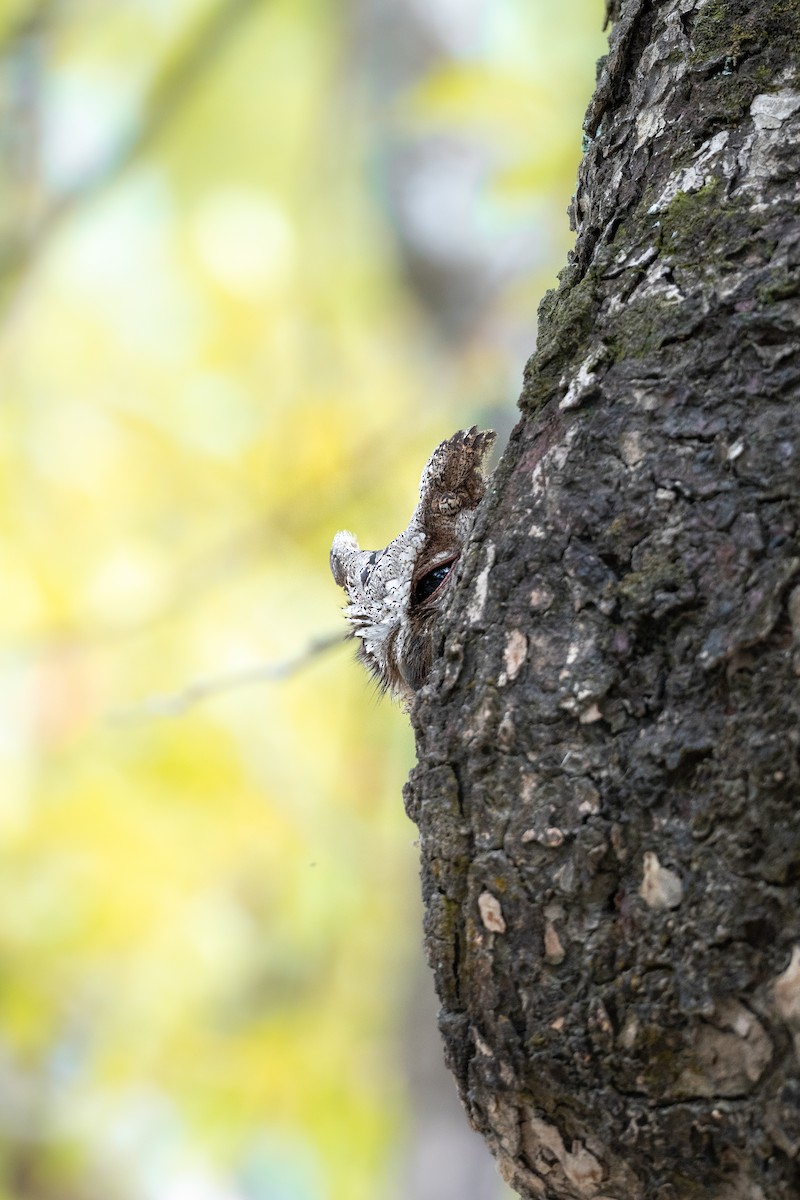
[0,0,605,1196]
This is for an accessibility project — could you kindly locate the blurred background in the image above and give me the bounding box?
[0,2,605,1197]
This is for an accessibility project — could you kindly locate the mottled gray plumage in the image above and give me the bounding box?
[330,427,495,701]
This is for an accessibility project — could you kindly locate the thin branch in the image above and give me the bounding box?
[0,0,263,297]
[108,632,345,722]
[6,425,426,660]
[0,0,58,56]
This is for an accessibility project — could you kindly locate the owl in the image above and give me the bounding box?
[330,427,496,701]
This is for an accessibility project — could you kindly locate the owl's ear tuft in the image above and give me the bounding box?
[330,530,360,588]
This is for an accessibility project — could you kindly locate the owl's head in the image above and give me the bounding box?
[330,427,496,701]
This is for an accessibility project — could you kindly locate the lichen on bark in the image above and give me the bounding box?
[405,0,800,1196]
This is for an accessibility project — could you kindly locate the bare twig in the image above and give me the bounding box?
[108,632,345,722]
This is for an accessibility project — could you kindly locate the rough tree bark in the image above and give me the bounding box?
[404,1,800,1197]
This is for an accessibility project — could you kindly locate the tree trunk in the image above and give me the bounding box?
[404,1,800,1196]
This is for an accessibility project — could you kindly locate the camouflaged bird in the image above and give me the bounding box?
[330,427,495,702]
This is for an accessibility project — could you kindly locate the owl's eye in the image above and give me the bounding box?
[411,558,456,607]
